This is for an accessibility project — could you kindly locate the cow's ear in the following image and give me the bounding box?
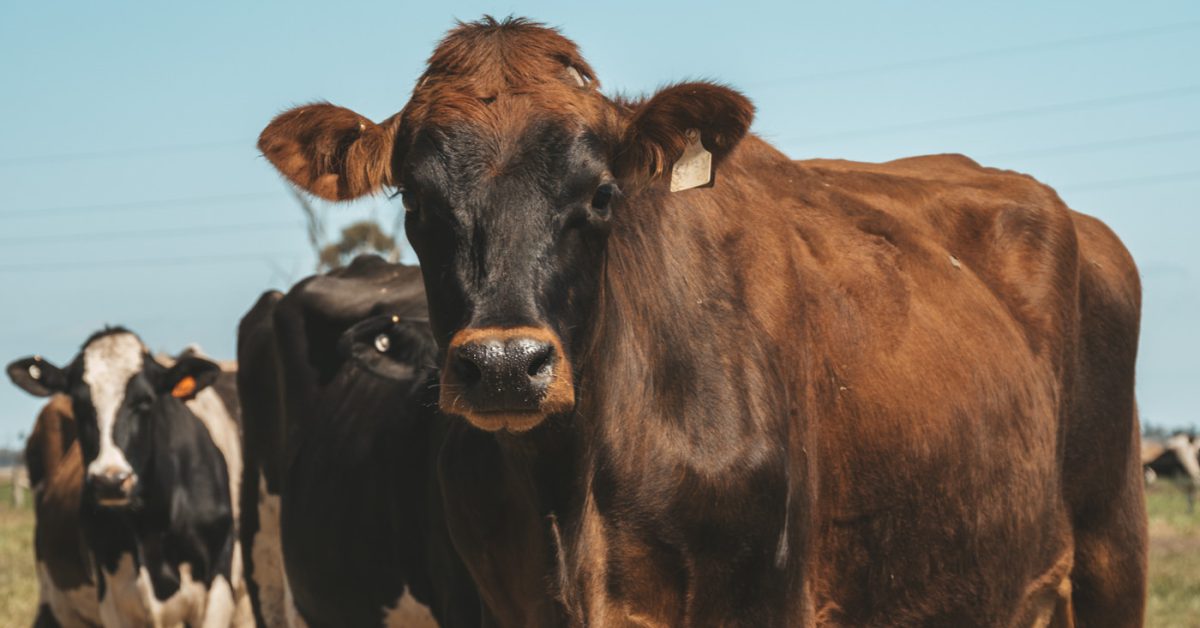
[258,103,401,201]
[613,82,754,188]
[6,357,67,398]
[338,314,438,382]
[160,356,221,401]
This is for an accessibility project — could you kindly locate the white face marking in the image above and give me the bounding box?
[82,333,146,484]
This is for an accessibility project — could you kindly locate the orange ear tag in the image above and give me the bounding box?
[171,376,197,399]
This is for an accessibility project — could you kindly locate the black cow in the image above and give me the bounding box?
[8,330,251,626]
[237,255,479,627]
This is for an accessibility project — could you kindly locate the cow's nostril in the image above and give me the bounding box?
[454,352,483,388]
[527,345,554,378]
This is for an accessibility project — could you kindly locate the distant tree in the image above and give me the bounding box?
[318,220,401,271]
[291,189,403,272]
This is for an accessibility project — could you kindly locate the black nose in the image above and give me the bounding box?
[450,337,556,412]
[90,470,133,499]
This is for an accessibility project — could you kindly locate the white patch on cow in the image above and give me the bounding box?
[229,537,256,626]
[82,333,144,484]
[176,352,253,623]
[182,359,243,523]
[284,578,306,628]
[382,587,437,628]
[252,471,309,628]
[1166,434,1200,484]
[36,561,100,628]
[200,574,235,628]
[98,554,225,628]
[98,553,157,627]
[159,563,209,626]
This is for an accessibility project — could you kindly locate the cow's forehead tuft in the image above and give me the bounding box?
[82,332,146,389]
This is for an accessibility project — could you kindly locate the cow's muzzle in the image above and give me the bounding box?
[441,326,575,432]
[89,468,136,507]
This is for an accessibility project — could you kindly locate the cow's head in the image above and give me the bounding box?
[258,17,753,432]
[7,329,220,506]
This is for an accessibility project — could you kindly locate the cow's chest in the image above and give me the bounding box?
[571,449,793,627]
[97,553,210,627]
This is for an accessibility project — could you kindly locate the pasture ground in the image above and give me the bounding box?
[0,482,1196,626]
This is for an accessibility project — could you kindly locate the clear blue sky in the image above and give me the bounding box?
[1,1,1197,446]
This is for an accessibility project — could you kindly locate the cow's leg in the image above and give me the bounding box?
[201,575,235,628]
[32,604,60,628]
[1068,463,1147,628]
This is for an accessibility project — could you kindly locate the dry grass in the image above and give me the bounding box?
[1146,481,1200,627]
[0,483,37,627]
[0,481,1195,626]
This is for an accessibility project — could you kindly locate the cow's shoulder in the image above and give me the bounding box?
[26,395,76,489]
[286,255,427,322]
[37,440,92,591]
[792,154,1081,356]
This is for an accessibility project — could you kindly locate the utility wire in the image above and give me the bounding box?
[749,19,1200,88]
[982,129,1200,161]
[0,220,303,246]
[1061,169,1200,193]
[0,251,309,273]
[2,21,1196,165]
[0,191,280,218]
[783,83,1200,145]
[0,139,252,167]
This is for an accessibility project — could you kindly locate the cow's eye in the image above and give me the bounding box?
[591,183,618,217]
[398,188,419,214]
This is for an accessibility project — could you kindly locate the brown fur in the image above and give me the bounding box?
[258,104,400,201]
[259,17,1146,627]
[26,396,93,592]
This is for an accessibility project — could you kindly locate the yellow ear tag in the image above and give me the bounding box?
[171,376,197,399]
[669,129,712,192]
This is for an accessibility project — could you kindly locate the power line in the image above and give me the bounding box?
[0,251,309,273]
[0,139,253,167]
[0,191,281,218]
[749,20,1200,88]
[981,129,1200,161]
[0,220,303,246]
[1060,169,1200,193]
[1,22,1194,166]
[783,83,1200,145]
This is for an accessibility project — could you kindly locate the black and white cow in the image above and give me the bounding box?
[1144,433,1200,511]
[237,255,480,627]
[7,329,252,627]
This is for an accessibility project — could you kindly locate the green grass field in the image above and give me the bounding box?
[0,482,1196,626]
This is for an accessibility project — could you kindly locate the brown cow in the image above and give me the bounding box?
[23,395,100,627]
[258,17,1145,627]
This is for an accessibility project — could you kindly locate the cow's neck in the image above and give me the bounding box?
[441,418,579,627]
[555,137,803,624]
